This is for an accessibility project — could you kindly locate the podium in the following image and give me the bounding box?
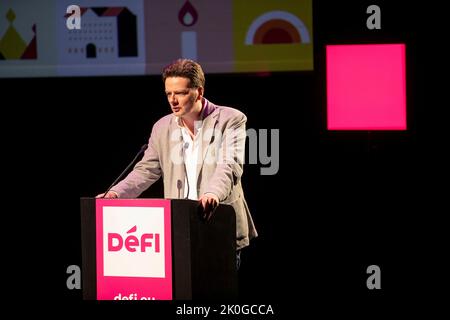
[80,198,237,300]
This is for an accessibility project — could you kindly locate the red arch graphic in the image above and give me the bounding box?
[253,19,301,44]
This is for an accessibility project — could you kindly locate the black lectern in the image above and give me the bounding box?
[80,198,237,300]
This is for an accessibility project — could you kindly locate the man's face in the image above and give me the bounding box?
[165,77,202,118]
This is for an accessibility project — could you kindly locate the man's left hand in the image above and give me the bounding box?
[198,193,219,221]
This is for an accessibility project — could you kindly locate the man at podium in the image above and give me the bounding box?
[97,59,257,261]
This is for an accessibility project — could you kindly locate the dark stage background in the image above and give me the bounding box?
[3,0,446,317]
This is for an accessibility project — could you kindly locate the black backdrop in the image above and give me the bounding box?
[2,0,446,316]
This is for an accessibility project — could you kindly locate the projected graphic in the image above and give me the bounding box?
[143,0,235,74]
[0,0,57,77]
[244,11,310,45]
[63,7,138,58]
[0,8,37,60]
[178,1,199,61]
[234,0,313,72]
[56,0,145,76]
[0,0,313,77]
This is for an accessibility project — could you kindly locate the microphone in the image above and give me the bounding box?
[181,141,190,199]
[102,143,148,198]
[177,179,182,199]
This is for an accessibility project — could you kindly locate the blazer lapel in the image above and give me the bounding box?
[196,101,219,179]
[168,116,186,198]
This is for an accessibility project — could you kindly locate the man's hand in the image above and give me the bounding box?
[95,191,119,199]
[198,193,219,221]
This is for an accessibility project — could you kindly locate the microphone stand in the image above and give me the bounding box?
[102,144,148,198]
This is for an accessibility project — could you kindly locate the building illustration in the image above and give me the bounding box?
[57,1,145,76]
[63,7,137,60]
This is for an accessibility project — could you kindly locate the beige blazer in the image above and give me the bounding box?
[112,99,258,249]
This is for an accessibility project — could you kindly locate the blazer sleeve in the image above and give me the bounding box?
[111,124,162,198]
[204,111,246,201]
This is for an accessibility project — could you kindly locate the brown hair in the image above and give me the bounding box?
[162,59,205,89]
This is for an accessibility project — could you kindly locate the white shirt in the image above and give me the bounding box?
[175,103,207,200]
[179,122,202,200]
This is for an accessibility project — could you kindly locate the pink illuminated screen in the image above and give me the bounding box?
[326,44,406,130]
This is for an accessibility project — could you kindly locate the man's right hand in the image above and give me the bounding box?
[95,191,119,198]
